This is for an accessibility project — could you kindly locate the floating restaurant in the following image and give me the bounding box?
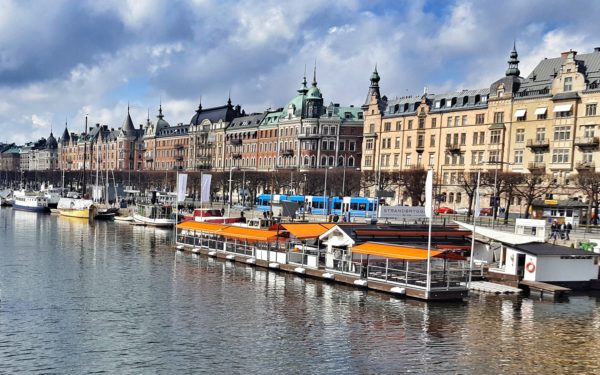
[175,221,477,301]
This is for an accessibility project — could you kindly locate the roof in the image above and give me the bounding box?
[532,199,587,208]
[510,242,598,257]
[352,242,465,261]
[227,112,266,131]
[281,223,336,240]
[189,104,241,125]
[454,221,543,245]
[176,221,280,241]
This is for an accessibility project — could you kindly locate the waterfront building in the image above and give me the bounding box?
[29,132,59,171]
[362,46,600,209]
[0,145,21,171]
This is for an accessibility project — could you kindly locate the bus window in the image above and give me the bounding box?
[359,203,366,210]
[333,202,341,209]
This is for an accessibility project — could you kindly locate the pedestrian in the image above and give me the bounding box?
[559,222,566,240]
[566,222,572,240]
[550,220,558,240]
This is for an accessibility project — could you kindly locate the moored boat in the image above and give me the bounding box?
[57,198,97,219]
[132,203,176,227]
[183,208,246,224]
[13,191,50,213]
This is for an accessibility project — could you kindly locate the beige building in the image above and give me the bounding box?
[362,46,600,209]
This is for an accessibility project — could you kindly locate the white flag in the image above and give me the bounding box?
[474,172,481,218]
[424,170,433,218]
[200,174,212,203]
[177,173,188,202]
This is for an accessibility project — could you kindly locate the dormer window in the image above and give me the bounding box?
[564,76,573,92]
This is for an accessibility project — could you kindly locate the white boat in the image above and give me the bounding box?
[132,203,176,227]
[57,197,96,219]
[13,191,49,213]
[0,189,13,206]
[43,187,67,209]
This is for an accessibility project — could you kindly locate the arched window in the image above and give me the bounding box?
[328,156,334,166]
[321,156,327,166]
[304,156,310,166]
[338,156,344,167]
[456,192,462,203]
[311,156,316,167]
[449,192,454,203]
[348,156,355,167]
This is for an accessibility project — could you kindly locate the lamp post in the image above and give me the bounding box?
[227,165,236,219]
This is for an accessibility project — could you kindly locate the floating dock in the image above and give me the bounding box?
[519,280,571,300]
[468,281,522,294]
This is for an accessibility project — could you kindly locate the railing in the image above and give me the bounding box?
[175,144,184,149]
[297,133,321,139]
[526,138,550,148]
[514,88,551,97]
[528,162,546,171]
[232,153,242,159]
[445,143,461,153]
[574,136,599,147]
[576,161,596,170]
[280,149,294,156]
[230,139,242,146]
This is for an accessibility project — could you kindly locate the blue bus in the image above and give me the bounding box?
[255,194,378,218]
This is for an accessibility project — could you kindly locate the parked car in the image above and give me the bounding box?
[455,207,470,215]
[435,206,455,214]
[479,207,493,216]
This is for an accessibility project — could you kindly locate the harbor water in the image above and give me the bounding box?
[1,207,600,374]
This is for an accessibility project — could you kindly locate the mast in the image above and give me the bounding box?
[82,115,88,197]
[95,139,99,203]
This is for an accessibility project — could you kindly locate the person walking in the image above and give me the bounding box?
[566,222,572,240]
[559,222,566,240]
[550,220,558,240]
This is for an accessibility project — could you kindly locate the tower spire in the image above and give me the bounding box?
[506,41,520,77]
[312,60,317,87]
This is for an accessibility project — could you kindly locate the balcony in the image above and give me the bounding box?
[298,132,321,139]
[280,149,294,157]
[416,144,425,153]
[145,155,153,162]
[232,153,243,160]
[526,138,550,150]
[230,139,242,146]
[445,143,461,154]
[175,143,184,150]
[576,161,596,171]
[528,162,546,173]
[195,163,211,170]
[175,156,184,161]
[574,136,599,149]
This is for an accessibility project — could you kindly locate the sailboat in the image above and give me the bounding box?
[92,140,118,219]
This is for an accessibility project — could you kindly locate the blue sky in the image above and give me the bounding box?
[2,0,600,143]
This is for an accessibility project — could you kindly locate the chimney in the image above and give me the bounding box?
[561,49,577,59]
[595,47,600,52]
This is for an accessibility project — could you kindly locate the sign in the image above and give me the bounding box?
[544,199,558,205]
[379,206,427,220]
[177,173,188,202]
[376,190,396,198]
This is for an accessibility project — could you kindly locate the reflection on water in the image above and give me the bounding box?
[1,207,600,374]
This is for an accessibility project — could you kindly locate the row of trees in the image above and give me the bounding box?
[3,168,600,223]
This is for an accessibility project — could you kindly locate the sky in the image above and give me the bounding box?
[2,0,600,144]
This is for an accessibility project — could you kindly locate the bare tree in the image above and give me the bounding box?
[513,173,557,218]
[575,171,600,226]
[459,171,483,219]
[360,170,378,197]
[495,172,526,223]
[398,168,428,206]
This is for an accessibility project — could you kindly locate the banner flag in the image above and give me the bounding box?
[201,174,212,203]
[177,173,188,202]
[424,170,433,218]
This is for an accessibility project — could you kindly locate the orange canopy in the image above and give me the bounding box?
[280,223,336,240]
[352,242,462,261]
[218,226,280,241]
[177,221,227,233]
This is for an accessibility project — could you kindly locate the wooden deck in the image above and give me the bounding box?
[469,281,522,294]
[519,280,571,300]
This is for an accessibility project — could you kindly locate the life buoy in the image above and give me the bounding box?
[526,262,536,273]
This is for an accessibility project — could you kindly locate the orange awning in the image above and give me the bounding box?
[280,223,336,240]
[352,242,450,260]
[218,226,280,241]
[177,221,227,233]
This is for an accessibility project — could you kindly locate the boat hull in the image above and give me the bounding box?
[132,213,175,227]
[58,208,94,219]
[13,204,49,213]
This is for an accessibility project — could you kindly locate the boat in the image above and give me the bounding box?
[0,189,13,206]
[114,215,134,222]
[183,208,246,224]
[42,187,67,209]
[132,203,176,227]
[12,190,50,213]
[57,197,97,219]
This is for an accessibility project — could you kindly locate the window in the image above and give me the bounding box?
[583,151,593,163]
[395,121,401,131]
[564,76,573,92]
[429,153,435,166]
[534,152,544,163]
[536,128,546,141]
[406,136,412,148]
[459,152,465,165]
[553,126,571,141]
[552,149,570,163]
[455,116,460,126]
[473,132,478,145]
[417,153,423,166]
[322,140,327,150]
[448,192,454,204]
[364,155,372,167]
[447,117,453,127]
[446,134,452,146]
[584,125,596,138]
[493,112,504,124]
[453,133,459,145]
[430,134,436,147]
[349,142,356,151]
[462,115,467,126]
[365,139,374,150]
[479,131,485,144]
[417,135,424,148]
[431,118,437,128]
[475,114,485,124]
[394,154,399,166]
[586,103,597,116]
[490,130,502,144]
[514,150,523,164]
[418,118,425,129]
[443,172,449,184]
[489,150,500,163]
[555,108,573,118]
[369,124,375,133]
[537,110,547,120]
[395,137,401,149]
[460,133,466,145]
[405,154,412,166]
[384,122,391,132]
[516,129,525,143]
[408,120,413,130]
[339,141,345,151]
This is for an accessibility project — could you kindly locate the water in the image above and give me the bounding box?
[1,208,600,374]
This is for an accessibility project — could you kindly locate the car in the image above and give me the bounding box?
[435,206,455,214]
[479,207,493,216]
[455,207,470,215]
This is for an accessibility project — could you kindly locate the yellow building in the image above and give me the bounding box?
[362,46,600,210]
